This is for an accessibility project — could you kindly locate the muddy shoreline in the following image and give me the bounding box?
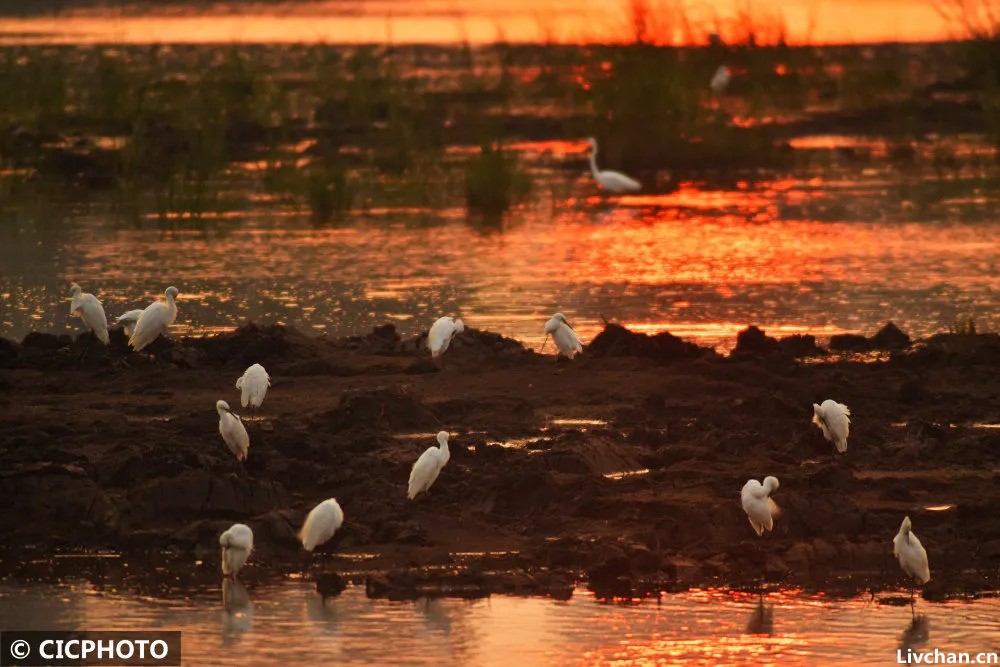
[0,321,998,600]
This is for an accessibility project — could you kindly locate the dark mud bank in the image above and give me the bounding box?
[0,321,998,598]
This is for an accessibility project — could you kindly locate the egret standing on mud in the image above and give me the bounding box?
[542,313,583,360]
[812,399,851,453]
[220,523,254,577]
[217,400,249,462]
[428,316,465,360]
[586,138,640,193]
[236,363,270,414]
[300,498,344,552]
[741,476,780,535]
[69,283,109,344]
[129,286,179,352]
[407,431,451,500]
[115,309,144,337]
[893,516,930,600]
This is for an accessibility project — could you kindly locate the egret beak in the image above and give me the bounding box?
[540,335,549,353]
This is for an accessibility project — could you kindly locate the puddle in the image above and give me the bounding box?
[548,418,608,427]
[603,468,651,480]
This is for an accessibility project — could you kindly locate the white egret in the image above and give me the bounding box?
[220,523,254,577]
[428,316,465,359]
[407,431,451,500]
[217,400,249,462]
[542,312,583,360]
[129,286,179,352]
[812,399,851,453]
[710,65,731,94]
[741,476,780,536]
[586,138,640,193]
[893,516,930,591]
[69,283,109,344]
[236,363,270,414]
[299,498,344,552]
[115,309,144,337]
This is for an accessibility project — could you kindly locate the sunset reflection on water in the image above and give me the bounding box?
[0,0,956,46]
[1,580,997,666]
[2,171,997,351]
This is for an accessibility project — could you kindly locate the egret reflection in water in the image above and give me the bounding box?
[898,614,930,653]
[221,578,254,638]
[745,594,775,635]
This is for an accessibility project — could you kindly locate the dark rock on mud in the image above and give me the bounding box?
[733,325,779,356]
[586,322,714,362]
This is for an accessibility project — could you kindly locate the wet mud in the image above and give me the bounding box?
[0,321,998,600]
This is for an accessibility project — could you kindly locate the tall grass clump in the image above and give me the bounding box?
[464,142,531,219]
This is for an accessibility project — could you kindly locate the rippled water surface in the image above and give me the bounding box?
[2,174,998,351]
[0,580,997,665]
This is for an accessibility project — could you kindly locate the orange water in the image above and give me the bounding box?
[0,580,997,666]
[0,1,960,46]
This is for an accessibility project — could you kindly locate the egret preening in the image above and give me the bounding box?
[407,431,450,500]
[710,65,731,95]
[129,286,179,352]
[812,399,851,453]
[741,476,780,536]
[69,283,109,344]
[299,498,344,552]
[236,364,270,414]
[428,316,465,360]
[115,309,144,337]
[586,138,640,193]
[220,523,254,577]
[542,313,583,360]
[217,400,249,462]
[893,516,930,602]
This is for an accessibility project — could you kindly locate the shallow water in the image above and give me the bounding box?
[2,174,998,351]
[0,0,955,45]
[0,579,997,665]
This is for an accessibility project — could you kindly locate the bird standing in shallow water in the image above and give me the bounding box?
[408,431,451,500]
[893,516,930,605]
[236,364,270,416]
[130,286,179,353]
[115,309,144,337]
[710,65,731,95]
[586,138,640,194]
[741,476,780,536]
[428,317,465,361]
[543,313,583,360]
[812,399,851,453]
[69,283,109,344]
[220,523,254,577]
[217,400,249,462]
[300,499,344,552]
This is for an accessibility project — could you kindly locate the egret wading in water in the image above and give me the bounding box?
[115,309,144,338]
[812,399,851,453]
[217,400,249,462]
[740,476,780,536]
[586,138,640,194]
[542,313,583,360]
[407,431,451,500]
[129,286,179,353]
[893,516,930,605]
[220,523,254,577]
[427,316,465,361]
[69,283,109,345]
[236,364,270,416]
[710,65,731,95]
[299,498,344,552]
